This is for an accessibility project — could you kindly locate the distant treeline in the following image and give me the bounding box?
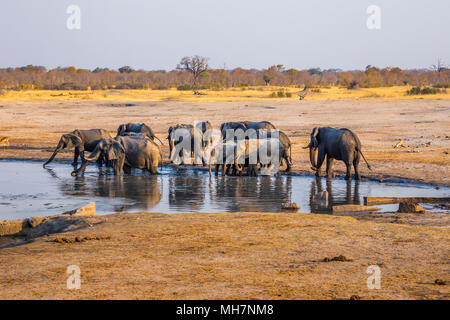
[0,64,448,91]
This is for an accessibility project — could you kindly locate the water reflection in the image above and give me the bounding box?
[48,167,162,212]
[209,176,293,212]
[1,161,448,220]
[168,171,205,211]
[309,177,361,213]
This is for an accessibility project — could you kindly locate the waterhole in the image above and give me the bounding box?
[0,160,448,220]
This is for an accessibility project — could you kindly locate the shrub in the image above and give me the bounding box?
[347,80,358,90]
[152,85,168,90]
[285,92,292,98]
[277,91,285,98]
[406,86,442,95]
[58,82,88,90]
[177,84,192,91]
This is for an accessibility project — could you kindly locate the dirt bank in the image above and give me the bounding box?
[0,211,448,300]
[0,99,448,185]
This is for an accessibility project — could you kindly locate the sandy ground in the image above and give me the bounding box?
[0,98,449,300]
[0,99,449,184]
[0,212,449,300]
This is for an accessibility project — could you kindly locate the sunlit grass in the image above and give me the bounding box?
[0,86,448,101]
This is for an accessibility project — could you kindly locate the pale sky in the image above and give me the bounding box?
[0,0,448,71]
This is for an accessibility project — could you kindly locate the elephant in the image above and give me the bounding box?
[236,138,286,176]
[220,122,247,141]
[71,135,162,176]
[303,127,371,180]
[203,140,245,176]
[167,122,211,165]
[195,121,213,150]
[43,129,112,168]
[242,121,277,133]
[117,123,163,145]
[266,130,292,171]
[167,124,194,163]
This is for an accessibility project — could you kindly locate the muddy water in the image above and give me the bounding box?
[0,160,448,220]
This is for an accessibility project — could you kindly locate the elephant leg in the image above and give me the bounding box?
[96,154,104,167]
[149,164,158,174]
[326,157,334,179]
[73,148,80,165]
[344,161,352,180]
[353,159,360,180]
[285,155,291,172]
[123,163,132,174]
[114,157,125,175]
[315,148,326,177]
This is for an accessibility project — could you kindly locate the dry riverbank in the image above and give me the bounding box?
[0,211,449,300]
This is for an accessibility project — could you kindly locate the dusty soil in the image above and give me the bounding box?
[0,99,449,185]
[0,212,448,300]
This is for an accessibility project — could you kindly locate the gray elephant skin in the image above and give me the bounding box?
[117,123,163,145]
[167,121,211,164]
[43,129,112,168]
[72,135,162,176]
[304,127,371,180]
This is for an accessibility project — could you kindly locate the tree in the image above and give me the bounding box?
[118,66,134,74]
[177,55,209,94]
[431,58,447,83]
[263,65,285,85]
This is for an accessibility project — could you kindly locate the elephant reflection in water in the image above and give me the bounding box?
[210,175,292,212]
[94,175,162,211]
[168,172,205,211]
[309,177,360,213]
[47,168,161,211]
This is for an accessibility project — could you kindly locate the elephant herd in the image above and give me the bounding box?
[43,121,371,180]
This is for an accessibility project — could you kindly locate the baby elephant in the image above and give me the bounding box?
[72,135,162,176]
[303,127,371,180]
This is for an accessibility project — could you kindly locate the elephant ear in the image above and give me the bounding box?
[63,134,82,148]
[107,142,125,160]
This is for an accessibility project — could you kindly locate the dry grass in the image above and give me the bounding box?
[0,211,448,300]
[0,86,448,102]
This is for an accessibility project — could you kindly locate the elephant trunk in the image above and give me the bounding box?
[309,147,318,170]
[84,146,102,162]
[43,143,63,168]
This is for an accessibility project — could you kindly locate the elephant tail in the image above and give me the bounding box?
[289,143,293,165]
[357,147,372,170]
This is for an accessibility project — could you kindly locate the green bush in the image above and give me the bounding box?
[177,84,193,91]
[406,86,442,95]
[277,91,285,98]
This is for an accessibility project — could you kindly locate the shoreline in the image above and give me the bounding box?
[1,157,449,188]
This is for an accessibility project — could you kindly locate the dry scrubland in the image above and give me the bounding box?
[0,91,449,300]
[0,85,448,102]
